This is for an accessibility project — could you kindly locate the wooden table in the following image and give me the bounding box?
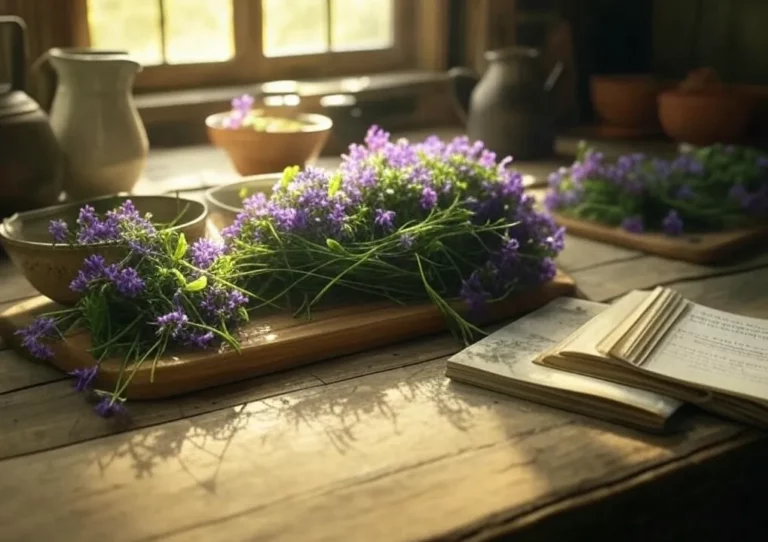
[2,140,768,542]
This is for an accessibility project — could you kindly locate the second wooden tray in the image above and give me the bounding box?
[0,271,575,399]
[554,213,768,264]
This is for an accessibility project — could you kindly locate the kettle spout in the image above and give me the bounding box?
[448,67,480,124]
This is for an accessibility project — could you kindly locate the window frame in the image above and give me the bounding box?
[87,0,432,92]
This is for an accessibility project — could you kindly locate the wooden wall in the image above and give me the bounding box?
[653,0,768,84]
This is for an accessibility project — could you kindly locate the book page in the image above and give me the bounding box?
[642,303,768,402]
[562,290,649,359]
[447,297,681,416]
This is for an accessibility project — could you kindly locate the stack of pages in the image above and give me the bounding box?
[447,287,768,432]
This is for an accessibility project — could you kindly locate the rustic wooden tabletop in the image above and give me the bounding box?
[1,132,767,542]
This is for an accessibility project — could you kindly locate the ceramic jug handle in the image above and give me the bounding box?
[2,16,27,92]
[29,50,55,112]
[544,61,564,93]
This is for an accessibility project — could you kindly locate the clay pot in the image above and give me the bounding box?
[590,75,671,132]
[206,110,332,176]
[657,89,752,146]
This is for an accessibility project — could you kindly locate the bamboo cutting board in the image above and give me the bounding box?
[555,213,768,264]
[0,271,575,399]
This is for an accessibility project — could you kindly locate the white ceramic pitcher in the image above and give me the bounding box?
[37,48,148,199]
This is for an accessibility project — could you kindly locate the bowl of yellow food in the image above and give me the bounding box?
[205,173,282,235]
[206,94,333,176]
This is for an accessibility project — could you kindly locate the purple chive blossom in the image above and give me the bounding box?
[200,287,248,322]
[621,216,644,234]
[128,238,153,256]
[671,155,704,175]
[498,237,520,266]
[94,397,127,418]
[48,219,69,244]
[756,156,768,169]
[15,316,57,359]
[75,205,121,244]
[459,272,489,314]
[543,190,561,211]
[542,226,566,253]
[420,187,438,210]
[399,233,414,250]
[110,267,144,297]
[232,93,254,113]
[662,210,684,236]
[69,254,108,293]
[179,330,216,349]
[538,257,557,282]
[225,94,254,129]
[374,209,396,231]
[189,238,225,269]
[70,365,98,392]
[155,309,189,337]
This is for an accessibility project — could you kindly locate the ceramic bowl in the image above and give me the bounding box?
[205,173,283,235]
[590,74,674,132]
[658,89,753,146]
[0,194,208,306]
[206,109,332,176]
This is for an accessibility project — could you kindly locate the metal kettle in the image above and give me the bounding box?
[0,16,63,219]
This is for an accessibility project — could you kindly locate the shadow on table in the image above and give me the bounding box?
[90,360,711,499]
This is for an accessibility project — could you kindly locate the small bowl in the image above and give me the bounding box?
[658,89,753,145]
[0,194,208,306]
[206,109,332,176]
[591,74,675,132]
[205,173,283,234]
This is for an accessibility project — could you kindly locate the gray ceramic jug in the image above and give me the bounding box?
[449,46,563,160]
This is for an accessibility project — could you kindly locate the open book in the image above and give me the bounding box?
[535,286,768,428]
[445,297,682,433]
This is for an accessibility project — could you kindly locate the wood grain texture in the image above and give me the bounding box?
[0,332,462,460]
[3,137,768,542]
[571,251,768,302]
[0,272,575,399]
[555,213,768,264]
[0,259,37,304]
[556,234,642,272]
[0,356,754,542]
[0,348,63,395]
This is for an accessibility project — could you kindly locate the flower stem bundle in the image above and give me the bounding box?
[17,127,564,417]
[545,142,768,235]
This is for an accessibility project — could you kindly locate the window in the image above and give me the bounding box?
[86,0,421,90]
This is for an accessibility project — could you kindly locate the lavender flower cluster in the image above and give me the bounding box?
[225,126,564,312]
[18,201,248,417]
[15,128,567,418]
[545,142,768,235]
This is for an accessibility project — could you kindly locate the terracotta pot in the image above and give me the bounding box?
[206,110,332,176]
[590,74,672,131]
[657,89,753,146]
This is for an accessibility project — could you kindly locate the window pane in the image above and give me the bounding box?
[330,0,394,52]
[87,0,163,65]
[262,0,328,57]
[163,0,235,64]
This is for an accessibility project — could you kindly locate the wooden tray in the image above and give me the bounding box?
[0,271,575,399]
[554,213,768,264]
